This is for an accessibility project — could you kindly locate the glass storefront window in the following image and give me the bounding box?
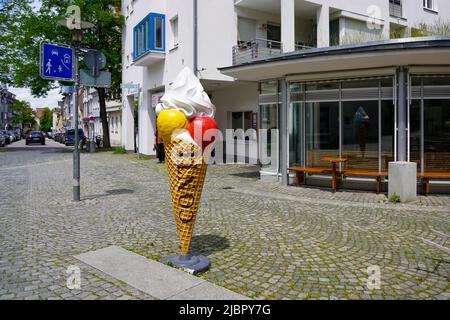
[410,100,421,171]
[342,79,379,89]
[424,99,450,172]
[305,102,340,167]
[410,76,450,173]
[288,77,394,172]
[342,101,379,170]
[381,100,395,171]
[260,81,278,94]
[260,104,278,172]
[289,103,303,167]
[306,82,339,91]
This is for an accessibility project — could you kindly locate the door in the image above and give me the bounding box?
[267,24,281,49]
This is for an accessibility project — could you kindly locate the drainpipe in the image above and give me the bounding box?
[397,67,407,162]
[193,0,198,77]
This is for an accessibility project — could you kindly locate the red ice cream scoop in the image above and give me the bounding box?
[188,116,219,149]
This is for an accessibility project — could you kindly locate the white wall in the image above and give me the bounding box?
[403,0,450,27]
[340,17,384,44]
[212,83,259,132]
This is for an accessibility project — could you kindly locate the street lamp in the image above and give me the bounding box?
[57,17,94,202]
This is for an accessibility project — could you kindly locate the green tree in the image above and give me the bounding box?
[0,0,123,148]
[39,107,53,132]
[11,100,36,128]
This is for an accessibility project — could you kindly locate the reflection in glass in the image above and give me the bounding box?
[381,101,394,171]
[289,103,303,166]
[424,99,450,172]
[342,101,379,170]
[305,102,339,167]
[260,104,278,171]
[410,100,421,171]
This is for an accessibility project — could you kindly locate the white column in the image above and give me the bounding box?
[281,0,295,53]
[122,94,135,151]
[316,5,330,48]
[138,91,156,156]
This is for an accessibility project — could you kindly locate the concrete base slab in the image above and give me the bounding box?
[74,246,248,300]
[388,161,417,203]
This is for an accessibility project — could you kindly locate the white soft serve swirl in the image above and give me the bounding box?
[155,67,215,119]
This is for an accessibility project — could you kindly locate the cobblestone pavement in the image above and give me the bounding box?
[0,139,449,300]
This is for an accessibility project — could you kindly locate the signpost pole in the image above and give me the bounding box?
[73,40,80,201]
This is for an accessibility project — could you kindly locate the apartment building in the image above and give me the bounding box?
[81,88,123,146]
[0,84,17,130]
[122,0,450,192]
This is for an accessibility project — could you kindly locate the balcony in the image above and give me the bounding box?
[232,38,282,65]
[389,0,403,18]
[232,38,315,66]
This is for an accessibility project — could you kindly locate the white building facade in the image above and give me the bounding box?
[122,0,450,192]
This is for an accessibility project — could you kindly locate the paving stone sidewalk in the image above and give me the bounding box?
[0,140,449,300]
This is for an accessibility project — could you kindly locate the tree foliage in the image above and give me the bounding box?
[39,107,53,132]
[11,100,36,127]
[0,0,123,147]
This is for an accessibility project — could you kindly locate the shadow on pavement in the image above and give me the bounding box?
[82,188,135,200]
[2,146,69,153]
[229,171,260,179]
[190,234,230,256]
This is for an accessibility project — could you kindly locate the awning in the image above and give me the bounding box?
[219,36,450,82]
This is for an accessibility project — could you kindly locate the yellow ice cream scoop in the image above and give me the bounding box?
[157,109,189,142]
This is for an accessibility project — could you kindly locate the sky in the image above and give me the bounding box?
[9,87,62,109]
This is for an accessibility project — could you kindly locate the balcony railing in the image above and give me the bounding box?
[295,43,314,52]
[232,38,316,65]
[232,38,282,65]
[389,1,403,18]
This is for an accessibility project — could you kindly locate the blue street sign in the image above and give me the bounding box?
[40,43,75,81]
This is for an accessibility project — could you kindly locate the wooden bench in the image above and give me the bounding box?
[343,170,388,194]
[288,167,332,187]
[418,172,450,195]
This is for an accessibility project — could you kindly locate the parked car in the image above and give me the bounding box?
[46,132,53,139]
[14,130,21,141]
[25,131,46,145]
[7,131,15,142]
[0,131,11,144]
[0,133,5,147]
[55,132,65,143]
[65,129,85,147]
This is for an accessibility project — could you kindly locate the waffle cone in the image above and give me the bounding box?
[164,139,208,255]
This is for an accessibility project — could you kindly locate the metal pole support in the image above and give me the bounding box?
[73,41,81,201]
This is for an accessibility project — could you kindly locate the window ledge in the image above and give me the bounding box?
[423,7,438,14]
[169,45,179,52]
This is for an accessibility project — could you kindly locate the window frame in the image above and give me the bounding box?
[423,0,438,12]
[133,12,166,60]
[170,15,179,50]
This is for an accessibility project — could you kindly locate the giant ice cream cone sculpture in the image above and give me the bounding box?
[157,67,218,270]
[164,135,208,254]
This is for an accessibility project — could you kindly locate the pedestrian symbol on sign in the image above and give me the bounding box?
[46,59,52,74]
